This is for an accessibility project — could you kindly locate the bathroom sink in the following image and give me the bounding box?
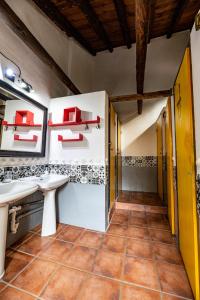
[20,174,69,237]
[0,180,38,280]
[19,174,69,191]
[0,181,38,206]
[33,174,69,192]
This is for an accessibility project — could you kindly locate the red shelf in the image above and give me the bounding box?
[48,116,100,127]
[2,120,42,127]
[14,134,38,142]
[58,133,83,142]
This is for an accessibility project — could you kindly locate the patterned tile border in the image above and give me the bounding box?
[0,164,108,185]
[122,156,157,167]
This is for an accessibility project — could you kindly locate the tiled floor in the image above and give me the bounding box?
[118,191,163,206]
[0,193,194,300]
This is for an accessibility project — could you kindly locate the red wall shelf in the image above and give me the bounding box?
[14,134,38,142]
[48,116,100,127]
[58,133,83,142]
[2,120,42,127]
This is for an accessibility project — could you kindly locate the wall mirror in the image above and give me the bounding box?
[0,80,47,157]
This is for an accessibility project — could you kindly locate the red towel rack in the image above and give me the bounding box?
[14,134,38,142]
[58,133,83,142]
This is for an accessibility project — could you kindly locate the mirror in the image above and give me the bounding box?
[0,80,47,157]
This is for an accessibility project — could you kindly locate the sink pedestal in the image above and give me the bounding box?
[41,189,56,236]
[0,205,8,279]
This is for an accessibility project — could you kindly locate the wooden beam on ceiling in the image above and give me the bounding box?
[33,0,96,56]
[147,0,155,43]
[110,89,172,103]
[135,0,151,114]
[0,1,80,95]
[70,0,113,52]
[113,0,132,49]
[167,0,187,39]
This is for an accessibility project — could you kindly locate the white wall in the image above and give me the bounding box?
[121,99,167,156]
[5,0,95,95]
[49,91,108,165]
[191,23,200,173]
[93,31,190,97]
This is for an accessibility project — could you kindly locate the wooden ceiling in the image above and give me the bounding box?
[33,0,200,55]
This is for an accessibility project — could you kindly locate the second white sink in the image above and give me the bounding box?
[0,181,38,207]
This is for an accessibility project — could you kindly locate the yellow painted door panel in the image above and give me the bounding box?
[166,97,175,235]
[174,48,199,299]
[117,119,122,193]
[110,103,116,210]
[157,116,163,201]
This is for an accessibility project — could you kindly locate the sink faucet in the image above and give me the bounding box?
[1,171,12,183]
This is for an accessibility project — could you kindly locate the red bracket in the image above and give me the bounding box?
[58,133,83,142]
[14,134,38,142]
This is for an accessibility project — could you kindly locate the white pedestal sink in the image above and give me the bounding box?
[21,174,69,237]
[0,181,38,279]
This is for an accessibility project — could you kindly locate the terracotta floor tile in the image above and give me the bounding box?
[111,213,129,225]
[128,215,148,227]
[115,209,130,216]
[0,282,6,292]
[0,287,35,300]
[64,245,97,271]
[39,239,73,263]
[153,243,183,265]
[77,230,103,248]
[123,256,160,289]
[77,275,120,300]
[121,284,161,300]
[12,258,57,296]
[157,261,193,298]
[147,213,170,230]
[57,225,84,243]
[16,235,52,255]
[93,249,123,279]
[162,294,188,300]
[126,226,150,240]
[3,250,33,282]
[102,235,126,253]
[41,266,87,300]
[107,224,127,236]
[149,229,175,244]
[126,239,153,259]
[130,210,146,217]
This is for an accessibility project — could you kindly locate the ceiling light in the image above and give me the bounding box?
[5,68,15,82]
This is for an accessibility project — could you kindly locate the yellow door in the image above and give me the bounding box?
[165,97,175,235]
[117,119,122,194]
[174,48,199,299]
[157,115,163,201]
[110,103,116,210]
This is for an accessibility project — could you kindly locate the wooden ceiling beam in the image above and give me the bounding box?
[0,1,80,95]
[135,0,151,114]
[113,0,132,49]
[147,0,155,43]
[70,0,113,52]
[33,0,96,56]
[167,0,187,39]
[110,89,172,103]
